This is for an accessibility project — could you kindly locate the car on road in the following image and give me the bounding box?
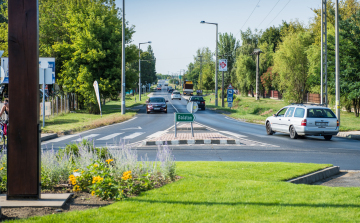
[265,104,339,140]
[157,86,162,90]
[146,97,168,114]
[167,86,173,91]
[188,96,205,110]
[171,91,181,100]
[168,89,174,93]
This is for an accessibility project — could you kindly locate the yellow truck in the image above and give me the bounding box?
[183,81,193,96]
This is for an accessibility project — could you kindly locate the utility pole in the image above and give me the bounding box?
[321,0,328,106]
[252,49,262,100]
[121,0,126,115]
[335,0,340,122]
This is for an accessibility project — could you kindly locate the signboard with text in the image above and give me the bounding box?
[175,113,196,122]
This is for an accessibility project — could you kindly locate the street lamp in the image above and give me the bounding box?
[201,20,218,106]
[139,41,151,101]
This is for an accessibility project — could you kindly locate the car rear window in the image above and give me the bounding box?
[149,98,165,102]
[173,92,180,94]
[307,108,336,118]
[294,108,305,118]
[191,97,203,101]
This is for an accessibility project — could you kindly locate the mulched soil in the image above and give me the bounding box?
[0,176,182,221]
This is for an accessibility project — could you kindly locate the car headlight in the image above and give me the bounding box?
[162,104,166,107]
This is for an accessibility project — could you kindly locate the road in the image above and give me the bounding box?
[42,80,360,170]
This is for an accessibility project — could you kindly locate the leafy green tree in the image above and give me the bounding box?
[0,0,7,56]
[236,54,256,95]
[52,0,136,112]
[218,32,239,86]
[273,31,313,103]
[259,26,281,52]
[140,51,156,86]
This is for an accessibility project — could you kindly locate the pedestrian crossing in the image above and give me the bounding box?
[42,132,146,144]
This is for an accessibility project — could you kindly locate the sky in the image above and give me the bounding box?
[115,0,322,76]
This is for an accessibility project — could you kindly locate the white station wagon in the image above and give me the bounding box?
[265,104,339,140]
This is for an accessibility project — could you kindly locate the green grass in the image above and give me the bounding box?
[202,95,360,131]
[17,161,360,222]
[41,93,150,134]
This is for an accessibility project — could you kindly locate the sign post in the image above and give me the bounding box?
[219,59,228,107]
[227,84,234,108]
[174,113,196,138]
[93,81,102,117]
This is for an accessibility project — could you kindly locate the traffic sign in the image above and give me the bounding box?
[228,102,233,108]
[227,84,233,89]
[186,102,198,113]
[227,97,233,102]
[227,83,234,108]
[175,113,196,122]
[219,59,228,71]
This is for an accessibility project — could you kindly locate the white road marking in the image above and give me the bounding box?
[219,131,247,138]
[123,132,145,139]
[44,134,80,143]
[74,134,99,142]
[121,126,142,130]
[146,131,168,139]
[97,133,124,141]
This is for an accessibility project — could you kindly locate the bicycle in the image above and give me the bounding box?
[0,119,7,152]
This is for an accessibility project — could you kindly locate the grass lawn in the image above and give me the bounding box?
[41,93,150,134]
[17,161,360,222]
[202,95,360,131]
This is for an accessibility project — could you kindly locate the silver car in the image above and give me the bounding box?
[265,104,339,140]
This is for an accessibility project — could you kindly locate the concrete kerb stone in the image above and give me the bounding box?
[40,133,58,142]
[287,166,340,185]
[144,139,238,145]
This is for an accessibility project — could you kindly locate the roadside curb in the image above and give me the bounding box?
[176,127,207,130]
[41,133,58,142]
[144,139,241,146]
[337,132,360,140]
[287,166,340,185]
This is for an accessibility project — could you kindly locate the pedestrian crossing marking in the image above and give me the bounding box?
[97,133,124,141]
[123,132,145,139]
[74,134,99,142]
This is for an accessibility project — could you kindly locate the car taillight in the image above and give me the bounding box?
[201,101,205,104]
[301,119,307,126]
[337,120,339,127]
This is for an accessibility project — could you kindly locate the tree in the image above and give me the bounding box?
[218,32,239,86]
[273,31,313,103]
[0,0,8,56]
[236,54,256,95]
[52,0,136,112]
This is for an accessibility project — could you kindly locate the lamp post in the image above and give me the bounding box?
[139,41,151,101]
[201,21,218,106]
[121,0,126,115]
[335,0,340,123]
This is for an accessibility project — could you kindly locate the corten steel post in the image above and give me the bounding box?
[335,0,340,122]
[8,0,40,199]
[138,41,151,101]
[321,0,328,106]
[121,0,126,114]
[200,21,218,106]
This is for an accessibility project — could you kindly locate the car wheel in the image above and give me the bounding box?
[147,111,150,114]
[164,110,167,113]
[289,126,298,139]
[324,135,332,141]
[266,122,274,135]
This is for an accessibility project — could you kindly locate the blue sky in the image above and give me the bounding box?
[115,0,322,76]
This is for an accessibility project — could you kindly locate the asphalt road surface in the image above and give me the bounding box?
[42,80,360,170]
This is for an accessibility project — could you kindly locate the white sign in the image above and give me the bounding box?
[187,102,198,113]
[1,57,56,84]
[93,81,102,116]
[228,102,233,108]
[40,102,51,116]
[219,59,228,71]
[39,68,53,84]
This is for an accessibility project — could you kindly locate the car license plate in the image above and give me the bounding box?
[316,122,328,126]
[196,101,200,104]
[154,108,160,110]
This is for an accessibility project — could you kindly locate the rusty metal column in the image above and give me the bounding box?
[8,0,40,199]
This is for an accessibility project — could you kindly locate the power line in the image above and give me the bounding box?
[266,0,291,27]
[257,0,281,30]
[235,0,261,38]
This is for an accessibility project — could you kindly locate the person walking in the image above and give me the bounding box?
[0,99,9,120]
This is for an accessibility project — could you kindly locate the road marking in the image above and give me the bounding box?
[146,131,168,139]
[74,134,99,142]
[121,126,142,130]
[44,134,80,143]
[123,132,145,139]
[97,133,124,141]
[219,131,247,138]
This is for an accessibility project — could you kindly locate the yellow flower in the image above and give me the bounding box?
[73,169,79,172]
[105,159,114,164]
[94,164,98,167]
[81,171,84,174]
[109,183,111,186]
[0,167,4,171]
[91,191,95,196]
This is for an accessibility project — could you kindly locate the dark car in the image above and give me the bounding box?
[168,89,174,93]
[146,97,168,114]
[189,96,205,110]
[157,86,162,90]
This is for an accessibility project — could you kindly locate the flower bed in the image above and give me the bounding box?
[0,139,176,200]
